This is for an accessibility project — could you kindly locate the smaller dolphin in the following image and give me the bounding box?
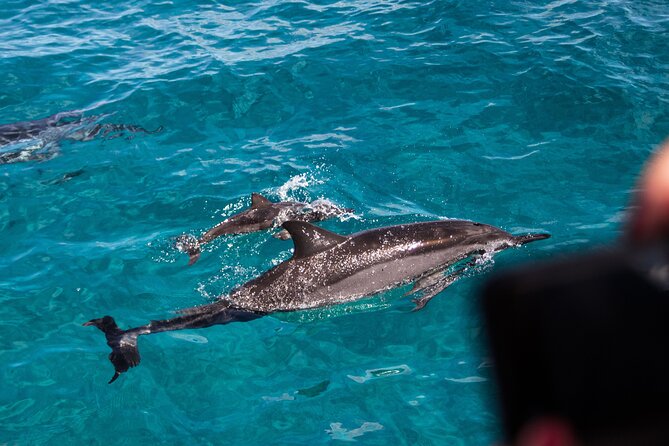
[0,111,162,164]
[86,219,549,383]
[175,193,353,264]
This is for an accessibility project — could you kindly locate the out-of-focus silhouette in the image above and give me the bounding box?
[627,140,669,243]
[482,140,669,446]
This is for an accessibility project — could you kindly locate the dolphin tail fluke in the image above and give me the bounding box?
[513,233,551,245]
[175,234,202,265]
[188,251,201,265]
[83,316,140,384]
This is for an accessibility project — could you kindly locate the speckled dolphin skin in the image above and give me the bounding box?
[85,219,549,383]
[175,193,353,265]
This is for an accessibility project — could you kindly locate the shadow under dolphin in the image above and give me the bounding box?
[175,193,353,265]
[85,218,549,383]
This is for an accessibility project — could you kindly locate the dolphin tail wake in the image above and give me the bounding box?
[84,307,264,383]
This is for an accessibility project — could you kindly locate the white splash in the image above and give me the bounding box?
[307,198,358,221]
[274,173,324,201]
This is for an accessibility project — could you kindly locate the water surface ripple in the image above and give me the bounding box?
[1,0,668,444]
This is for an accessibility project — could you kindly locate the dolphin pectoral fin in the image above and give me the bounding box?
[273,229,291,240]
[404,271,447,297]
[410,273,461,311]
[408,255,484,310]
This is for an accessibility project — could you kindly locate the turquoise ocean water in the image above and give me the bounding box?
[1,0,668,444]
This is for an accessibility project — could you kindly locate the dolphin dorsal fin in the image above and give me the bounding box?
[282,221,347,259]
[251,193,272,208]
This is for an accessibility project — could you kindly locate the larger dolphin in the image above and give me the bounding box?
[85,219,549,383]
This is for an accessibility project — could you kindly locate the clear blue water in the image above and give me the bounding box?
[1,0,668,444]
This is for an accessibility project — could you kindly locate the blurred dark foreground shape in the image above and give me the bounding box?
[481,139,669,446]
